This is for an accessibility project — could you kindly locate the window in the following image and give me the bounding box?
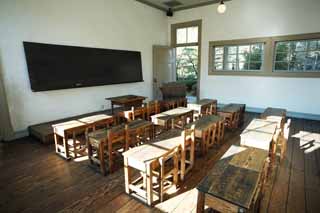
[213,43,264,71]
[172,20,201,99]
[176,26,198,45]
[274,39,320,72]
[209,33,320,77]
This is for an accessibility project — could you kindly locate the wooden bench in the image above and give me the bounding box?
[196,145,269,213]
[123,128,195,205]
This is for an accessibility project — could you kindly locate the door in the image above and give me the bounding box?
[152,45,175,99]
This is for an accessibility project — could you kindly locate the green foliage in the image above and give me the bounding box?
[176,47,198,80]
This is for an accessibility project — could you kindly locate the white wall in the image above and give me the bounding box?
[0,0,168,132]
[168,0,320,115]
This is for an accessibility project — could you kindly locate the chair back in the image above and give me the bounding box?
[146,100,160,119]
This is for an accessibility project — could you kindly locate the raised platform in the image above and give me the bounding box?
[28,108,122,144]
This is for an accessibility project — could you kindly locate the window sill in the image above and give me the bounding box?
[208,70,320,78]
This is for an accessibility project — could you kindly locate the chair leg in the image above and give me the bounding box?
[108,140,113,173]
[99,142,106,176]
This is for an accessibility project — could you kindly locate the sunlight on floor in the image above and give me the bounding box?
[292,131,320,154]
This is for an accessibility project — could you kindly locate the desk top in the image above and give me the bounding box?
[52,120,87,132]
[219,104,241,113]
[261,107,286,118]
[106,95,146,104]
[78,114,113,124]
[197,145,268,210]
[240,119,278,150]
[151,107,194,122]
[123,129,183,164]
[186,115,223,133]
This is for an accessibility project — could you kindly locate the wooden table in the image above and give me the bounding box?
[53,114,114,160]
[240,119,278,151]
[261,107,286,130]
[151,107,194,130]
[218,104,242,129]
[187,99,217,116]
[196,145,268,213]
[185,115,224,155]
[106,95,146,114]
[123,129,189,205]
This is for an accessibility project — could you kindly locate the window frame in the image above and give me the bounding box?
[171,20,202,98]
[209,32,320,78]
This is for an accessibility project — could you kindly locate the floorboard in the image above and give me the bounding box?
[0,113,319,213]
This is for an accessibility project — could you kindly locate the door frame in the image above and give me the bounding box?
[171,19,202,100]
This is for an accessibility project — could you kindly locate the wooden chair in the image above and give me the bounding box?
[119,106,146,123]
[88,125,126,175]
[152,147,179,202]
[277,119,291,162]
[125,120,154,149]
[146,100,160,120]
[180,126,195,180]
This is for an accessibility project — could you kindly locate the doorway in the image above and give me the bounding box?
[171,20,202,102]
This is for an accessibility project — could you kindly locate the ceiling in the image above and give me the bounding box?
[135,0,230,12]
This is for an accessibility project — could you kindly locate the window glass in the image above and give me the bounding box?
[213,43,264,71]
[187,27,198,43]
[274,39,320,72]
[177,28,187,44]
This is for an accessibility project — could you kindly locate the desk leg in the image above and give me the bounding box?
[124,157,131,194]
[54,132,59,154]
[180,148,186,181]
[111,103,114,115]
[62,133,70,160]
[73,132,77,158]
[146,164,153,206]
[196,191,205,213]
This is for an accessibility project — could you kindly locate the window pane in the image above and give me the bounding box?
[227,54,237,63]
[276,52,289,62]
[187,27,198,43]
[289,61,304,71]
[249,62,262,70]
[176,46,198,80]
[225,63,237,70]
[239,45,250,54]
[290,52,306,63]
[275,62,288,71]
[276,42,290,52]
[214,63,223,70]
[239,62,249,71]
[309,40,318,51]
[251,44,263,53]
[294,41,307,52]
[177,28,187,44]
[250,53,263,62]
[226,46,237,54]
[215,47,224,55]
[238,53,248,62]
[215,54,223,63]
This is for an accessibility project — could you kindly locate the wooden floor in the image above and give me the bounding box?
[0,113,319,213]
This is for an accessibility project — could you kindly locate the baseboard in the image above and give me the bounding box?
[3,130,29,142]
[218,103,320,121]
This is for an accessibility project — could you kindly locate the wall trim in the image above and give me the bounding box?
[218,103,320,121]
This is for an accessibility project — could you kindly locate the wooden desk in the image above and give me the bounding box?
[53,114,114,160]
[151,107,194,130]
[106,95,146,114]
[185,115,224,155]
[218,104,242,129]
[125,119,154,149]
[196,145,268,213]
[187,99,217,116]
[261,107,286,130]
[123,129,191,205]
[240,119,278,151]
